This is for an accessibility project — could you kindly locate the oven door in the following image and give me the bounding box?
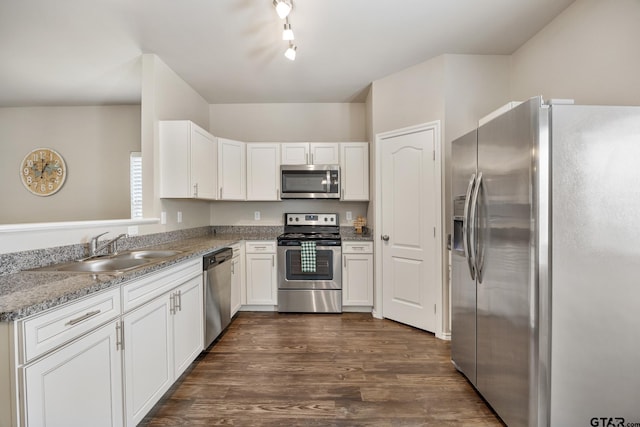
[277,245,341,290]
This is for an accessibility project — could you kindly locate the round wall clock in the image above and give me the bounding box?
[20,148,67,196]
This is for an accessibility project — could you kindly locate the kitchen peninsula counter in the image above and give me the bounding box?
[0,231,278,322]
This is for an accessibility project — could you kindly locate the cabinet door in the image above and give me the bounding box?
[247,143,280,200]
[245,253,277,305]
[342,254,374,306]
[231,255,242,315]
[191,125,217,199]
[159,120,217,199]
[340,142,369,201]
[218,138,246,200]
[123,296,173,426]
[23,321,123,427]
[310,143,339,164]
[172,276,204,378]
[280,143,309,165]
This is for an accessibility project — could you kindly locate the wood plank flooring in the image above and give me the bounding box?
[140,312,504,426]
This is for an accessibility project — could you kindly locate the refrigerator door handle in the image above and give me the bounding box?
[469,171,483,283]
[463,173,476,280]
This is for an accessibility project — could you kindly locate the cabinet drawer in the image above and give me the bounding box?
[122,258,201,312]
[342,241,373,254]
[21,287,121,363]
[245,241,276,254]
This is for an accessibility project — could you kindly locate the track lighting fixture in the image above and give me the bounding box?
[273,0,292,19]
[272,0,297,60]
[282,18,294,40]
[284,42,297,61]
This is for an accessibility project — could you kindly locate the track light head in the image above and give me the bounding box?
[285,43,297,61]
[273,0,292,19]
[282,19,294,40]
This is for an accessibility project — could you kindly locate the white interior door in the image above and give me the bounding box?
[380,126,440,332]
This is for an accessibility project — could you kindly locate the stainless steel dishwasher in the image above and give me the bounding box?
[203,247,233,348]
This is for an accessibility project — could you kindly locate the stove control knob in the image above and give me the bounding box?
[295,217,299,222]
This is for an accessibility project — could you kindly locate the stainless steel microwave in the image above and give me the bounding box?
[280,164,340,199]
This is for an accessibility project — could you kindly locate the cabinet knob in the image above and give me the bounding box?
[381,235,390,241]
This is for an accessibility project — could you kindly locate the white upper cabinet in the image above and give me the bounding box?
[340,142,369,201]
[159,120,217,200]
[310,143,340,164]
[247,143,280,200]
[281,142,339,165]
[218,137,246,200]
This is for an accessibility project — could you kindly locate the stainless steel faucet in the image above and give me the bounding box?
[89,232,128,257]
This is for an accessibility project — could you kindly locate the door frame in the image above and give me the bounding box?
[373,121,446,339]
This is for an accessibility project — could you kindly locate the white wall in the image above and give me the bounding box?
[371,55,446,136]
[209,103,366,142]
[369,53,511,337]
[0,105,140,224]
[511,0,640,105]
[141,53,212,233]
[208,102,368,226]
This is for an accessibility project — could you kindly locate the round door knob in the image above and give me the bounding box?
[381,235,390,241]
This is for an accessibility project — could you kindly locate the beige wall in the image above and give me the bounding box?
[208,102,368,226]
[209,103,366,142]
[141,54,212,233]
[371,55,446,136]
[369,53,511,335]
[511,0,640,105]
[0,105,140,224]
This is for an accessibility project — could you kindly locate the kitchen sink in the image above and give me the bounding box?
[31,249,183,274]
[114,250,183,259]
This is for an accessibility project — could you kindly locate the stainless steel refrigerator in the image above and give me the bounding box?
[451,96,640,427]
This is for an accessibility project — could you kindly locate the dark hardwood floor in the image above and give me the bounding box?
[140,312,503,426]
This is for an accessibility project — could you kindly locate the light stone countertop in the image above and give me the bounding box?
[0,227,372,322]
[0,233,275,322]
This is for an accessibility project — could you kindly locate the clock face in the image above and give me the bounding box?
[20,148,67,196]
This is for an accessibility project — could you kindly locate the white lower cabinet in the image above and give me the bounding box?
[7,258,204,427]
[122,260,203,426]
[171,275,204,378]
[245,241,277,306]
[122,294,173,426]
[23,320,124,427]
[230,242,245,316]
[342,242,374,307]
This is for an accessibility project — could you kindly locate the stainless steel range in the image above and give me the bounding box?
[277,213,342,313]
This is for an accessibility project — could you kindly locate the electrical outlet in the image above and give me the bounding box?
[177,211,183,223]
[346,211,353,221]
[161,211,167,224]
[254,211,261,221]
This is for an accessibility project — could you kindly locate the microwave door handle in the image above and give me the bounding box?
[326,170,331,193]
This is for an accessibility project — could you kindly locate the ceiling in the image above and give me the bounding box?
[0,0,575,107]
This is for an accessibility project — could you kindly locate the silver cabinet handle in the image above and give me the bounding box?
[310,153,314,164]
[219,187,223,199]
[463,173,477,281]
[66,309,101,326]
[381,235,389,241]
[170,293,176,315]
[175,290,182,312]
[116,321,124,351]
[193,183,198,197]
